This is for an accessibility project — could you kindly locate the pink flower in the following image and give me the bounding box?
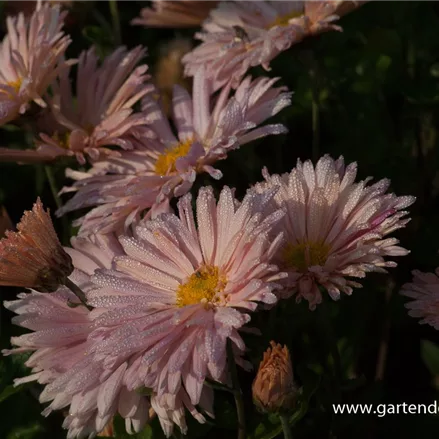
[57,70,291,235]
[184,1,364,91]
[0,3,73,126]
[34,46,153,164]
[3,234,151,438]
[252,155,415,310]
[84,186,286,435]
[401,269,439,329]
[132,0,218,28]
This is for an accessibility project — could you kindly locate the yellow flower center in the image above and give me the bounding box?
[1,78,22,96]
[176,265,227,308]
[52,131,71,150]
[282,241,331,272]
[267,10,304,28]
[155,138,193,176]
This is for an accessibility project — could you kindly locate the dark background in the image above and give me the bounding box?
[2,1,439,438]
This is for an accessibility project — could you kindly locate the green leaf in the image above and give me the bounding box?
[6,422,44,439]
[0,383,33,405]
[421,340,439,376]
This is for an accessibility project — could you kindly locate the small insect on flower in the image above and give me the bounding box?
[252,341,297,413]
[0,198,73,292]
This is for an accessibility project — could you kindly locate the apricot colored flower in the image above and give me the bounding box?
[132,0,218,28]
[401,268,439,330]
[85,186,286,435]
[253,155,415,309]
[57,69,290,235]
[0,198,73,292]
[184,0,364,91]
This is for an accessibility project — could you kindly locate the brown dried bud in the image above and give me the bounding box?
[252,341,296,413]
[0,198,73,292]
[97,419,114,437]
[131,1,218,28]
[0,207,13,239]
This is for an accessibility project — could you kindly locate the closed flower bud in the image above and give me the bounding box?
[0,206,13,238]
[0,198,73,292]
[252,341,296,413]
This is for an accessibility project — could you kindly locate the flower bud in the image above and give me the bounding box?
[252,341,296,413]
[0,198,73,292]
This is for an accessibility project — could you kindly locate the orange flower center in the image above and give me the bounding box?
[282,240,330,271]
[155,138,193,176]
[52,131,71,150]
[176,265,227,308]
[267,10,304,28]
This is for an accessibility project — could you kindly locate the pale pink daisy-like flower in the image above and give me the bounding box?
[0,3,73,126]
[83,186,287,435]
[252,155,415,310]
[3,234,152,439]
[401,269,439,330]
[184,1,364,91]
[56,69,291,235]
[132,0,218,28]
[33,46,153,165]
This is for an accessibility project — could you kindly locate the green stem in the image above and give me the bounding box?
[44,165,69,245]
[109,0,122,46]
[279,414,293,439]
[310,69,320,162]
[317,300,342,398]
[44,165,62,210]
[64,278,92,311]
[226,340,246,439]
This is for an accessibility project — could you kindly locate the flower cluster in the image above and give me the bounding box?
[183,1,364,91]
[0,2,426,439]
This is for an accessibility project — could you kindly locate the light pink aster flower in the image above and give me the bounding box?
[84,186,286,435]
[252,155,415,310]
[401,269,439,330]
[3,234,152,439]
[34,46,153,164]
[0,3,72,126]
[56,69,291,235]
[184,1,364,91]
[132,0,218,28]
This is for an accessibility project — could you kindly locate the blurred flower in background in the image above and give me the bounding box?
[153,37,193,117]
[401,269,439,330]
[184,0,364,91]
[4,1,73,17]
[131,0,218,28]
